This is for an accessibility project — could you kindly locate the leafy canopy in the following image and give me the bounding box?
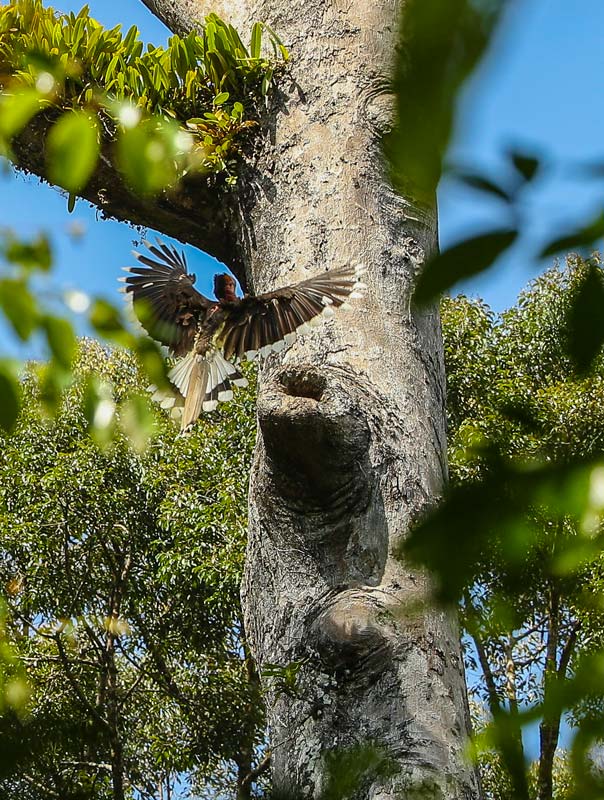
[417,258,604,799]
[0,340,264,800]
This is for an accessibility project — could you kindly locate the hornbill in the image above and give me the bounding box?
[120,240,366,429]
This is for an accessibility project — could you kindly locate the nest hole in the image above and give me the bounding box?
[279,369,326,401]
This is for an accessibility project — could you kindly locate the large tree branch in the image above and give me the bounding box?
[138,1,251,37]
[12,110,245,276]
[139,0,199,36]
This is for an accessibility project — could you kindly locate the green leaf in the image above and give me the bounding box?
[539,212,604,258]
[82,376,116,447]
[117,119,180,195]
[3,234,51,271]
[46,111,100,193]
[451,168,513,202]
[0,364,20,433]
[0,279,38,340]
[89,298,128,342]
[414,229,518,304]
[41,315,76,369]
[384,0,504,202]
[133,338,169,386]
[250,22,262,59]
[565,262,604,374]
[0,89,41,140]
[119,393,154,453]
[213,91,229,105]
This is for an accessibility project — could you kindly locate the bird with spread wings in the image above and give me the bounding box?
[120,240,366,429]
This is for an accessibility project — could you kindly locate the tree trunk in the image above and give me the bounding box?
[144,1,479,797]
[538,588,560,800]
[11,0,480,795]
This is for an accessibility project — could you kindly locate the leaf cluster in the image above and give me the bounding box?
[0,340,264,799]
[404,259,604,798]
[0,0,288,194]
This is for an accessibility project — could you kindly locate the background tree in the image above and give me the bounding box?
[0,0,487,798]
[0,339,264,800]
[433,256,604,800]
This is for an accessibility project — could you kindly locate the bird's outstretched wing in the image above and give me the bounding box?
[120,240,212,356]
[218,263,366,361]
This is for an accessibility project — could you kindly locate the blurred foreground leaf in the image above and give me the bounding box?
[0,363,20,432]
[385,0,504,203]
[3,233,51,271]
[117,119,183,196]
[540,212,604,259]
[565,261,604,374]
[414,229,517,304]
[41,314,76,369]
[0,89,41,142]
[46,111,100,193]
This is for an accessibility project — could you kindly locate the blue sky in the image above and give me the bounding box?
[1,0,603,325]
[1,0,599,760]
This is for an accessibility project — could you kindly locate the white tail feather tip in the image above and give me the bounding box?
[202,400,218,412]
[309,316,322,327]
[217,389,234,401]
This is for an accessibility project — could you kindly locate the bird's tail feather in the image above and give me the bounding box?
[166,349,248,430]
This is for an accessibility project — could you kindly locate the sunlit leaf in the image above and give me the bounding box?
[0,89,41,140]
[133,337,170,386]
[89,298,129,344]
[46,111,100,193]
[37,360,73,417]
[117,119,180,195]
[82,376,116,447]
[250,22,262,59]
[414,229,517,304]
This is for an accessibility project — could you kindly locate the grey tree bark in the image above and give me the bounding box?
[14,0,481,796]
[151,1,480,797]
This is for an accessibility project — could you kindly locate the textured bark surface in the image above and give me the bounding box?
[143,1,480,797]
[12,0,481,796]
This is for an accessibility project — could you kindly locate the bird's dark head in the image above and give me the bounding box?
[214,273,237,302]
